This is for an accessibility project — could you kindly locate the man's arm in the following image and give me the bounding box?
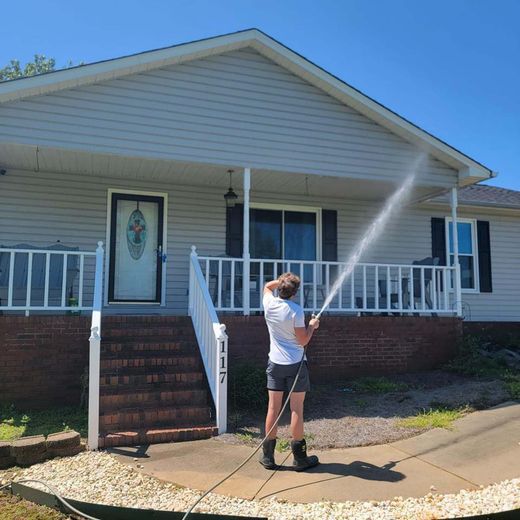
[294,317,320,347]
[264,279,280,295]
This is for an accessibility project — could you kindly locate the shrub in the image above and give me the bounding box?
[229,363,267,412]
[445,334,509,378]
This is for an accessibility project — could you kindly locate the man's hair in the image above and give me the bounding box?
[278,272,300,300]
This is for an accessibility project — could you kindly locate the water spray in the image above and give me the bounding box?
[315,168,420,320]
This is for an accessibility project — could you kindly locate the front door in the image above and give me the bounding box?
[108,193,164,303]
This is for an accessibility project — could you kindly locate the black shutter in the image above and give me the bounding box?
[477,220,492,293]
[431,217,447,265]
[225,204,243,257]
[322,210,338,261]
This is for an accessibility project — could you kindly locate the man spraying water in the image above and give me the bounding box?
[260,273,320,471]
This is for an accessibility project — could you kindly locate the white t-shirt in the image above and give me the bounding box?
[263,291,306,365]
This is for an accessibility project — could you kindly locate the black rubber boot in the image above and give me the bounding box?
[291,439,319,471]
[259,438,278,470]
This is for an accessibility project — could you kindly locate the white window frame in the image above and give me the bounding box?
[249,202,322,262]
[445,217,480,293]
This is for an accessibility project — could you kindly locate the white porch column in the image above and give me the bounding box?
[242,168,251,316]
[450,188,463,317]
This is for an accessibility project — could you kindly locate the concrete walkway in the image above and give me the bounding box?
[110,402,520,503]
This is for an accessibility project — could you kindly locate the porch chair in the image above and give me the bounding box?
[409,256,440,311]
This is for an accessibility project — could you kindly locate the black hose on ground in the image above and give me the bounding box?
[181,345,309,520]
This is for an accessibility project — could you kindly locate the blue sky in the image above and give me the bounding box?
[2,0,519,189]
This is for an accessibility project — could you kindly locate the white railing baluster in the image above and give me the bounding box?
[386,266,391,311]
[409,267,414,311]
[78,254,84,308]
[398,266,402,312]
[44,253,50,308]
[61,253,68,308]
[7,251,14,307]
[25,253,33,316]
[420,267,426,311]
[313,262,317,311]
[374,265,379,310]
[432,266,437,311]
[230,260,235,310]
[444,269,449,311]
[299,262,304,307]
[217,259,222,310]
[189,246,228,434]
[349,265,354,311]
[362,265,367,310]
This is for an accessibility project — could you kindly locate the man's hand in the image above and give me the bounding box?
[309,317,320,330]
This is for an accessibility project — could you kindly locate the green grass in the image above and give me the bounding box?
[398,407,466,430]
[350,377,409,394]
[0,493,69,520]
[0,405,87,442]
[275,433,315,453]
[235,431,254,443]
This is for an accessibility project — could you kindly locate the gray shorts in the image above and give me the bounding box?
[266,359,310,393]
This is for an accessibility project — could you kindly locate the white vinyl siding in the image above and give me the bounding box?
[1,168,518,321]
[0,48,456,187]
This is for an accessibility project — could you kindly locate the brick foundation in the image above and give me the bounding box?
[1,314,463,409]
[463,321,520,347]
[0,316,90,408]
[223,315,462,381]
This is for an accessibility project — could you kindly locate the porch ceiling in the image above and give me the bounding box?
[0,143,447,203]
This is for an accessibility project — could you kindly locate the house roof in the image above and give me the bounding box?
[431,184,520,210]
[458,184,520,208]
[0,28,493,182]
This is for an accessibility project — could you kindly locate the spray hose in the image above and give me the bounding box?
[181,343,310,520]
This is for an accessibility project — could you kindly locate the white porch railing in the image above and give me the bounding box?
[198,256,458,315]
[189,246,228,434]
[88,241,104,450]
[0,246,97,313]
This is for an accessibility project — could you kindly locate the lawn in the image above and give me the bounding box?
[0,405,87,442]
[0,493,69,520]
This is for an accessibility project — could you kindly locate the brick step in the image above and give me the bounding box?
[101,341,197,356]
[100,369,205,387]
[100,387,210,411]
[100,379,206,394]
[98,425,218,448]
[103,316,192,325]
[100,355,201,372]
[102,327,196,339]
[100,403,212,431]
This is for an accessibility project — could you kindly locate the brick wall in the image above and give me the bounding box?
[0,316,90,408]
[463,321,520,347]
[223,315,462,381]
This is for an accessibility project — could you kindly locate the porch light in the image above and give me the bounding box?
[224,169,238,208]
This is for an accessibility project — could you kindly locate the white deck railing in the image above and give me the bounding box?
[198,256,457,315]
[0,246,97,313]
[189,246,228,434]
[88,242,104,450]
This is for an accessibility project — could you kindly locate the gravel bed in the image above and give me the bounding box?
[1,451,519,519]
[222,371,509,450]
